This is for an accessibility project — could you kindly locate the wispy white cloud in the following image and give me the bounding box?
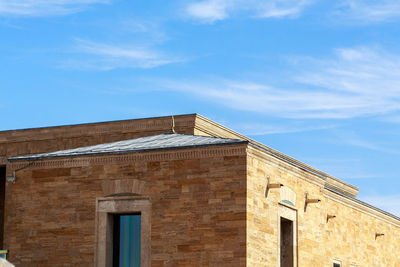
[117,19,168,44]
[293,47,400,118]
[236,123,338,135]
[360,194,400,217]
[186,0,229,23]
[335,0,400,23]
[155,46,400,119]
[330,130,400,154]
[255,0,312,18]
[0,0,108,17]
[60,39,183,70]
[185,0,313,23]
[305,159,381,180]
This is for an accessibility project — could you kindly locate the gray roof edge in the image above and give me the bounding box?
[8,139,249,162]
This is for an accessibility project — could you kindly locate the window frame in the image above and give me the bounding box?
[277,203,298,267]
[95,196,151,267]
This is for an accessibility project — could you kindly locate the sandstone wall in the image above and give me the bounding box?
[0,115,198,260]
[247,147,400,267]
[5,144,247,266]
[3,115,398,266]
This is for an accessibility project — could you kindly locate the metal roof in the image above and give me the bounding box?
[8,133,248,161]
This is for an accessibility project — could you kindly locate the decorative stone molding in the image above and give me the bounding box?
[8,144,248,171]
[325,176,358,198]
[3,113,359,199]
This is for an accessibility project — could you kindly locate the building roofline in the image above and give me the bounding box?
[4,113,397,224]
[193,114,359,197]
[8,142,248,162]
[324,187,400,226]
[8,134,248,162]
[0,113,198,134]
[246,144,400,225]
[0,114,198,144]
[2,113,358,196]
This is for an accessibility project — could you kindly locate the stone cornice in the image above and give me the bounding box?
[246,145,326,188]
[8,143,248,171]
[248,145,400,226]
[2,113,359,199]
[195,114,359,197]
[247,144,358,197]
[325,177,359,198]
[0,114,196,144]
[323,188,400,227]
[194,114,249,139]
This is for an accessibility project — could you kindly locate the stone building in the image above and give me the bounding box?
[0,114,399,266]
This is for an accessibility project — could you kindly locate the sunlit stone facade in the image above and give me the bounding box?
[0,114,399,266]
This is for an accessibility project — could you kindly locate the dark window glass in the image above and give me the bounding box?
[113,214,141,267]
[333,263,341,267]
[280,217,294,267]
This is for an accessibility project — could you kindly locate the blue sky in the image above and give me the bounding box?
[1,0,400,216]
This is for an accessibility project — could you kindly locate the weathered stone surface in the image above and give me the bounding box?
[246,147,400,266]
[0,114,399,266]
[4,145,247,266]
